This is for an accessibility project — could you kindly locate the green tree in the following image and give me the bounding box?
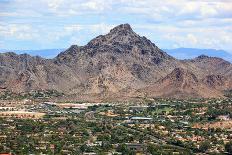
[225,141,232,154]
[147,144,161,155]
[199,141,211,152]
[116,144,134,155]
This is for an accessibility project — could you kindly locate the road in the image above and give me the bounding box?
[122,124,165,144]
[122,124,191,152]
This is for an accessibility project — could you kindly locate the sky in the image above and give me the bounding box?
[0,0,232,54]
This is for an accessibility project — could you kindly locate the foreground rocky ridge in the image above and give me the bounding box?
[0,24,231,101]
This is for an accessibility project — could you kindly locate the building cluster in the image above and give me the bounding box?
[0,98,232,154]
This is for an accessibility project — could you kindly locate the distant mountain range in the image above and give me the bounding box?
[0,24,231,101]
[1,48,231,63]
[164,48,232,62]
[0,49,65,59]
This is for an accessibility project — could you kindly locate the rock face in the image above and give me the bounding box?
[203,75,227,88]
[53,24,180,97]
[0,53,48,92]
[137,67,226,98]
[0,24,232,100]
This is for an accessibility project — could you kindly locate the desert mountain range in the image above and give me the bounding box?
[0,24,231,101]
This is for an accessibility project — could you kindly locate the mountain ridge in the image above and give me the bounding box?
[1,48,231,62]
[0,24,231,101]
[164,48,232,62]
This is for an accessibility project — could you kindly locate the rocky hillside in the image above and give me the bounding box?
[137,67,226,98]
[0,24,231,101]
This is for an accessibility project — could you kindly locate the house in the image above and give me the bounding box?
[0,111,45,119]
[126,143,146,153]
[217,115,230,121]
[129,117,153,124]
[83,153,97,155]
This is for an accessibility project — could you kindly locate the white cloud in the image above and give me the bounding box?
[38,0,114,16]
[136,23,232,52]
[0,22,114,48]
[0,0,231,52]
[0,12,20,17]
[64,25,83,33]
[88,23,114,34]
[45,0,64,11]
[1,0,232,19]
[187,34,198,45]
[63,23,114,34]
[81,0,111,11]
[0,24,39,40]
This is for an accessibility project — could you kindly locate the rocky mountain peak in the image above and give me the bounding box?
[203,75,226,88]
[0,23,232,99]
[196,54,210,59]
[56,24,173,67]
[87,23,138,47]
[55,44,81,64]
[163,67,199,84]
[0,52,17,57]
[191,54,231,68]
[109,23,133,34]
[170,68,190,80]
[194,54,226,62]
[62,45,79,55]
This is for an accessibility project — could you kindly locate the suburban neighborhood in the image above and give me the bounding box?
[1,95,232,154]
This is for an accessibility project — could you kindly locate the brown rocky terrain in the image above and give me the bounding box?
[137,68,225,98]
[0,24,231,101]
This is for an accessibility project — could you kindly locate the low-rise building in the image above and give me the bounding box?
[0,111,45,119]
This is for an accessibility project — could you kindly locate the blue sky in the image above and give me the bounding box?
[0,0,232,54]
